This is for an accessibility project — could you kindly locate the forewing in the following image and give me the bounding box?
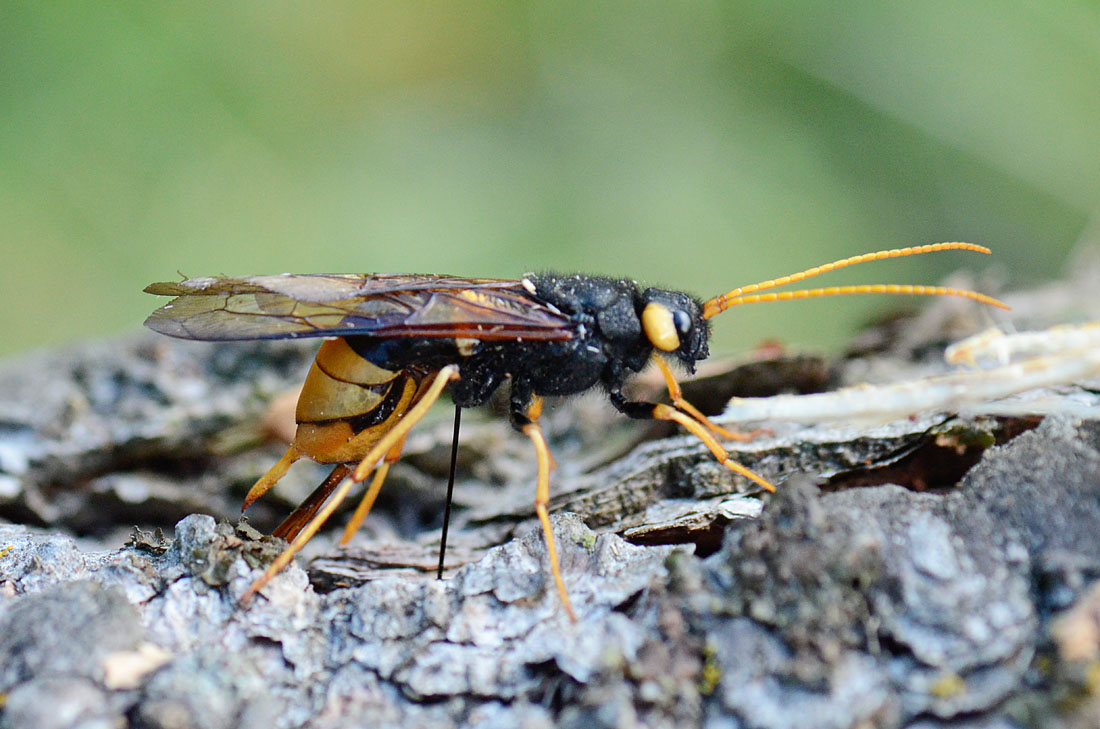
[143,274,574,342]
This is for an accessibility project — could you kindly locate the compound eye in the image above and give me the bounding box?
[642,302,680,352]
[673,310,692,337]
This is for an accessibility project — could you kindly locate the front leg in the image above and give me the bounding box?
[608,389,776,493]
[650,356,766,442]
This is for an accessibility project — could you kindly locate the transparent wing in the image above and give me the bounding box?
[144,273,574,342]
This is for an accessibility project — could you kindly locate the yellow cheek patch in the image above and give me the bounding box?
[642,302,680,352]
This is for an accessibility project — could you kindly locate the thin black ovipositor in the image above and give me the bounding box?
[437,404,462,579]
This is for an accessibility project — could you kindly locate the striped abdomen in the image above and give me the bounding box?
[292,337,430,463]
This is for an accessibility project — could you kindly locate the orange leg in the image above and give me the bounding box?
[520,398,576,622]
[652,356,767,442]
[338,433,409,546]
[651,402,775,493]
[242,365,460,604]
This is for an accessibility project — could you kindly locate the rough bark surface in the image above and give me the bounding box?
[3,263,1100,729]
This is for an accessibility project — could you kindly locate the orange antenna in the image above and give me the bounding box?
[702,242,1008,320]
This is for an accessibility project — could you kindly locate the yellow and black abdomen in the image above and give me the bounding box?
[292,337,426,464]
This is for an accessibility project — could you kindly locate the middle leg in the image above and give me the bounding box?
[652,355,768,442]
[514,394,576,622]
[609,389,776,493]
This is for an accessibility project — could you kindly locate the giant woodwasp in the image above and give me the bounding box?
[145,242,1006,620]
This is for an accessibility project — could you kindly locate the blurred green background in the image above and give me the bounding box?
[2,2,1097,357]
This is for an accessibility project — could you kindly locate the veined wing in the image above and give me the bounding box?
[143,273,574,342]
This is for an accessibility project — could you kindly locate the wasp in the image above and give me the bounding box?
[144,242,1006,620]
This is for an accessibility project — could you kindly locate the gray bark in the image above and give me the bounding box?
[3,263,1100,729]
